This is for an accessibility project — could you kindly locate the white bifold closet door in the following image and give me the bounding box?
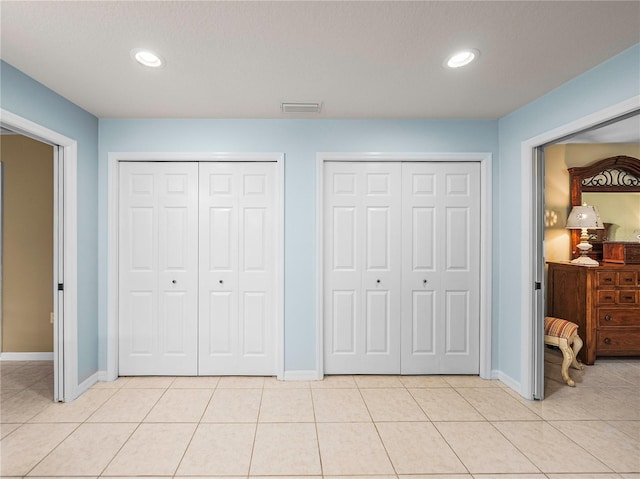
[119,162,199,376]
[401,162,480,374]
[119,161,276,376]
[324,162,402,374]
[324,161,480,375]
[198,162,276,375]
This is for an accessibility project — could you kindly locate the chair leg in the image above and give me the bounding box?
[570,334,585,370]
[558,338,576,387]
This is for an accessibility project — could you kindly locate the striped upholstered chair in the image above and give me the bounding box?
[544,316,585,387]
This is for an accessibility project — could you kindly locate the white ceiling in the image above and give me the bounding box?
[1,1,639,119]
[559,114,640,144]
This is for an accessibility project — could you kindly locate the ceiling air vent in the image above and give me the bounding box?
[281,102,322,114]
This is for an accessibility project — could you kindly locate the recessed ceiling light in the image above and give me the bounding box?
[445,49,480,68]
[131,48,164,68]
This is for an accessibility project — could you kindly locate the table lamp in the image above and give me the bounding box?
[566,203,604,266]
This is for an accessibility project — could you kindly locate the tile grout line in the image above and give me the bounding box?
[21,420,83,477]
[403,378,434,422]
[605,419,640,442]
[456,384,546,422]
[404,381,473,477]
[450,385,494,422]
[544,419,627,474]
[245,382,265,478]
[96,380,171,477]
[171,380,220,477]
[21,372,119,477]
[479,418,545,476]
[468,378,551,470]
[356,379,399,476]
[309,383,324,476]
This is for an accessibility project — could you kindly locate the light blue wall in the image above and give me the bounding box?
[98,119,499,371]
[0,61,100,382]
[496,43,640,381]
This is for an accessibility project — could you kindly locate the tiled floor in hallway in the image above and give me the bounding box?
[1,349,638,478]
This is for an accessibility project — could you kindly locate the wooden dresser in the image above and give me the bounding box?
[546,261,640,365]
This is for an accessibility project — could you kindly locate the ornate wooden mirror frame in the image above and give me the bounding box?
[568,155,640,260]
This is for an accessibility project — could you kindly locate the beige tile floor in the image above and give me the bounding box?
[0,350,638,478]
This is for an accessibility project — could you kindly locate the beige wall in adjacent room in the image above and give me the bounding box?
[544,143,640,263]
[1,135,54,352]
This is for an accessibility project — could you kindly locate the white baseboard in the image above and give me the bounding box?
[283,370,323,381]
[491,369,524,398]
[0,352,54,361]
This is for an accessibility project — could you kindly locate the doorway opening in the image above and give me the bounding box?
[1,132,54,399]
[522,97,640,400]
[0,109,79,402]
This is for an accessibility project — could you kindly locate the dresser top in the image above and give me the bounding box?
[547,261,640,271]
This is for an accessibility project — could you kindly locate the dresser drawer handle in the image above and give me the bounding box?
[622,295,634,301]
[604,314,612,321]
[604,295,614,300]
[622,278,633,283]
[604,337,612,345]
[603,278,613,283]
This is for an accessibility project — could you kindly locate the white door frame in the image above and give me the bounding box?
[107,152,285,380]
[0,108,78,402]
[0,162,3,357]
[0,162,3,358]
[316,152,493,379]
[519,95,640,400]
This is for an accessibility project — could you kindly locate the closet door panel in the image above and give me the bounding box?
[238,163,275,372]
[411,290,436,354]
[242,291,266,355]
[366,290,390,354]
[401,162,480,374]
[119,162,198,376]
[445,290,470,354]
[199,163,239,371]
[332,291,357,354]
[324,163,362,372]
[130,292,153,355]
[412,207,436,271]
[208,207,233,270]
[199,162,276,375]
[208,291,233,354]
[324,162,401,374]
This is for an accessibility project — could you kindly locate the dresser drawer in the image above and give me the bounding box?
[597,291,617,304]
[598,309,640,327]
[619,272,639,286]
[597,272,616,286]
[597,270,640,287]
[597,330,640,354]
[619,291,639,304]
[597,290,639,305]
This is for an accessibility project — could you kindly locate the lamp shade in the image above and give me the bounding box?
[566,204,604,230]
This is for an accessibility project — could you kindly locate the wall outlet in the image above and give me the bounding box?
[50,312,54,324]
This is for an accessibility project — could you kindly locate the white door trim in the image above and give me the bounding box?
[0,162,3,357]
[0,108,78,402]
[316,152,492,379]
[519,95,640,400]
[107,152,285,380]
